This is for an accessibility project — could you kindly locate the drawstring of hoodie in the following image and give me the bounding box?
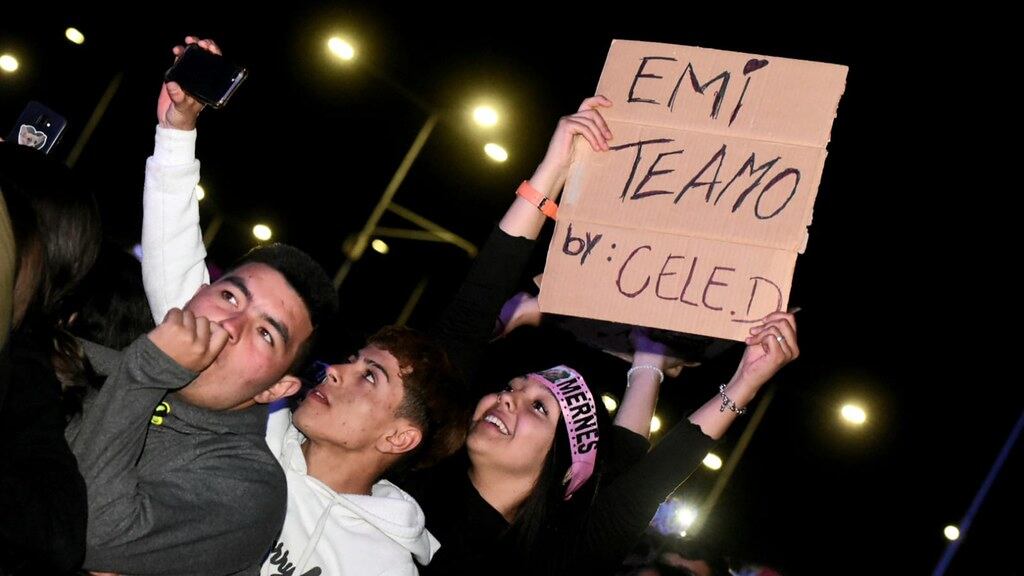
[296,497,335,572]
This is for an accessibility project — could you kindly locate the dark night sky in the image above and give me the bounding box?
[2,6,1017,574]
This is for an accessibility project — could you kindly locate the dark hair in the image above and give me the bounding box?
[0,142,101,405]
[65,245,155,351]
[0,143,102,322]
[509,411,574,550]
[367,325,469,470]
[55,245,157,416]
[505,367,611,568]
[231,243,339,371]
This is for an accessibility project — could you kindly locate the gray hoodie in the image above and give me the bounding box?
[69,337,287,575]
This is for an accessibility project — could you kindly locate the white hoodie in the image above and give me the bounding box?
[262,408,440,576]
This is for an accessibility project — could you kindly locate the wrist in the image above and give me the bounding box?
[721,377,760,405]
[632,351,668,371]
[627,364,664,386]
[153,125,197,165]
[529,160,565,197]
[516,180,558,219]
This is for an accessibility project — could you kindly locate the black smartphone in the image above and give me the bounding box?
[164,44,248,109]
[6,101,68,154]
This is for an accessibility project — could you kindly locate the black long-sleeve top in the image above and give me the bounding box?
[402,227,715,576]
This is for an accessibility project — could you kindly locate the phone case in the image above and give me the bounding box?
[7,101,68,154]
[164,45,248,109]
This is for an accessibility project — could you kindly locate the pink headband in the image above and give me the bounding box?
[526,365,599,500]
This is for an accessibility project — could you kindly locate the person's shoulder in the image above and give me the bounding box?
[194,427,287,495]
[372,478,423,503]
[211,441,288,520]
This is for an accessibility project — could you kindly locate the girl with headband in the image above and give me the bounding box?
[404,96,800,576]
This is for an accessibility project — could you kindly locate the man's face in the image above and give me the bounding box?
[176,263,312,411]
[293,345,413,454]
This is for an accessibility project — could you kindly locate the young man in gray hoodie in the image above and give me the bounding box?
[138,37,470,576]
[70,242,337,576]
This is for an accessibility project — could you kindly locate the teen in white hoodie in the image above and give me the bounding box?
[262,405,438,576]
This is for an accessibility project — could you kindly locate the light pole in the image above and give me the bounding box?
[332,111,438,287]
[325,35,499,289]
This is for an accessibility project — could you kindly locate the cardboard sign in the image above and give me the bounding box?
[539,40,847,341]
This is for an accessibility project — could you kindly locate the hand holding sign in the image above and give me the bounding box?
[500,96,617,241]
[529,96,614,196]
[629,327,687,378]
[733,310,800,390]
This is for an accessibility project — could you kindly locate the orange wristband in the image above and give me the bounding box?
[516,180,558,220]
